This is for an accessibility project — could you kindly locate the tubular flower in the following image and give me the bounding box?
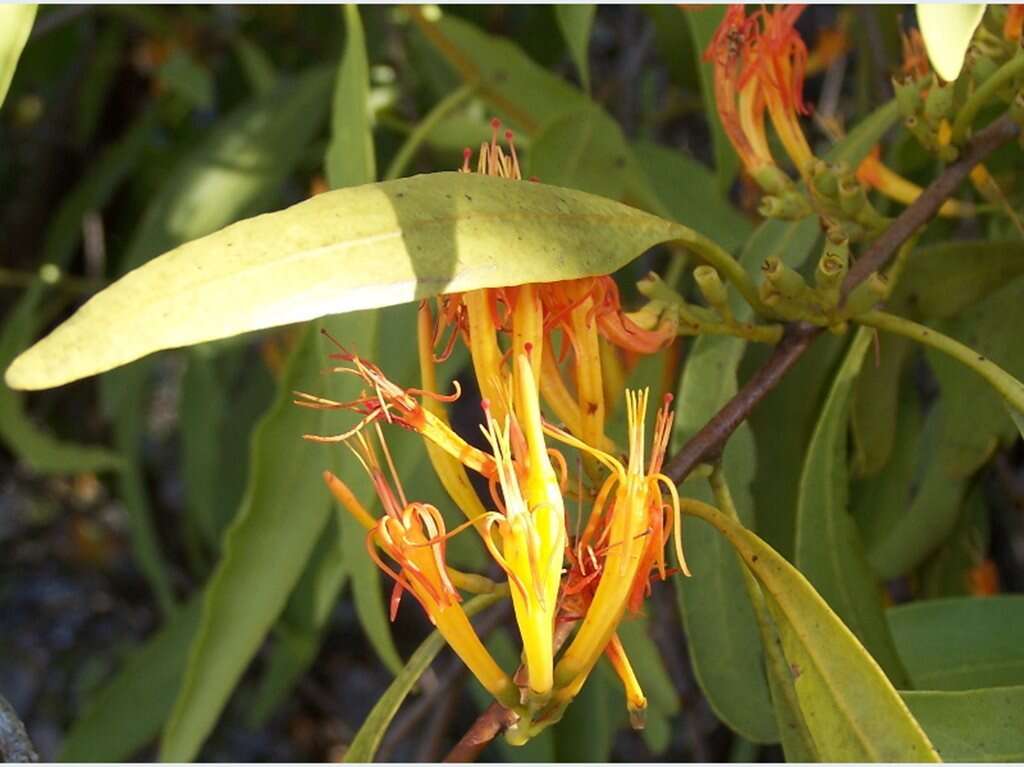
[705,4,815,188]
[326,429,518,709]
[546,389,689,707]
[428,122,675,453]
[475,353,567,708]
[856,146,975,218]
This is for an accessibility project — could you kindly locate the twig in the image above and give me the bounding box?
[665,115,1020,485]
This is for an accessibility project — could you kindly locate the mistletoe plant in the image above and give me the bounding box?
[3,3,1024,763]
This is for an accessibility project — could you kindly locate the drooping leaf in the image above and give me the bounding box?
[891,240,1024,321]
[888,596,1024,690]
[6,173,717,392]
[527,105,629,200]
[794,328,909,686]
[675,335,777,743]
[685,502,940,762]
[0,4,36,108]
[159,324,334,761]
[616,617,680,756]
[867,276,1024,577]
[321,310,404,676]
[343,591,507,763]
[60,596,204,761]
[554,665,615,762]
[681,6,738,192]
[632,140,753,253]
[917,485,992,600]
[850,335,913,477]
[326,5,375,189]
[0,110,155,474]
[554,5,595,93]
[246,513,348,726]
[157,50,214,111]
[915,4,985,82]
[902,686,1024,762]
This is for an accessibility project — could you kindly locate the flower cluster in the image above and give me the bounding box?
[296,123,690,738]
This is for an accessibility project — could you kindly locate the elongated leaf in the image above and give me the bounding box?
[554,665,615,761]
[554,5,595,93]
[902,686,1024,762]
[794,328,908,685]
[675,336,776,743]
[685,503,939,762]
[850,336,912,477]
[326,6,374,189]
[0,4,35,108]
[632,140,752,253]
[892,240,1024,321]
[888,596,1024,690]
[344,591,506,762]
[916,4,985,82]
[6,173,706,392]
[867,277,1024,577]
[0,110,154,474]
[322,310,403,676]
[247,513,348,726]
[527,105,629,200]
[60,596,203,761]
[159,324,333,761]
[682,6,737,191]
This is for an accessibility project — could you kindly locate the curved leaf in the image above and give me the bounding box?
[554,5,595,93]
[59,596,203,761]
[685,502,940,762]
[326,5,374,189]
[916,4,985,82]
[159,323,333,761]
[902,686,1024,762]
[6,173,702,391]
[344,591,506,763]
[527,106,629,200]
[794,328,909,685]
[0,4,35,108]
[888,596,1024,690]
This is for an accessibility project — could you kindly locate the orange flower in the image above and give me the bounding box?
[705,5,815,185]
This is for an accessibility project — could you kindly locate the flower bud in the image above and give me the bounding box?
[843,272,890,317]
[693,265,732,321]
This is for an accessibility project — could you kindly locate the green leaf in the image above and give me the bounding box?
[344,591,506,762]
[850,333,913,479]
[632,140,753,253]
[917,485,991,599]
[794,328,909,686]
[159,323,334,761]
[675,334,777,743]
[554,666,614,761]
[554,5,595,93]
[824,98,901,166]
[158,50,214,110]
[246,513,348,726]
[527,105,629,200]
[0,4,36,108]
[888,596,1024,690]
[60,596,203,761]
[6,173,710,392]
[916,4,985,82]
[867,277,1024,577]
[892,240,1024,320]
[0,110,154,474]
[326,6,375,189]
[232,34,277,96]
[902,686,1024,762]
[686,502,940,762]
[321,310,404,676]
[682,6,738,192]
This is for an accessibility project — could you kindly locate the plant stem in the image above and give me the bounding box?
[855,309,1024,416]
[384,82,479,181]
[950,50,1024,146]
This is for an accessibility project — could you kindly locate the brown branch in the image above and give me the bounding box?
[665,114,1020,485]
